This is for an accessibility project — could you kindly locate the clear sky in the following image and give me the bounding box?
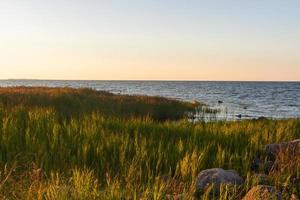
[1,0,299,81]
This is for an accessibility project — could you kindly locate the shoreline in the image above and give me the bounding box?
[1,80,299,120]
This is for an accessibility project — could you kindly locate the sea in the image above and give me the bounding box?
[0,80,299,120]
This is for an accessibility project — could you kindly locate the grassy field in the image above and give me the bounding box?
[0,87,299,199]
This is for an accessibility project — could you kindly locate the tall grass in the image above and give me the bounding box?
[0,87,197,121]
[0,87,299,199]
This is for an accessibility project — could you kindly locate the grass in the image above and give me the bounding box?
[0,87,299,199]
[0,87,197,121]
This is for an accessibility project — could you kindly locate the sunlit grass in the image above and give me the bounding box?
[0,87,299,199]
[0,87,197,121]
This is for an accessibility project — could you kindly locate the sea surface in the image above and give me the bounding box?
[0,80,299,120]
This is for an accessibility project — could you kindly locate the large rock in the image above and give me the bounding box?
[265,139,300,159]
[242,185,281,200]
[195,168,244,195]
[251,139,300,174]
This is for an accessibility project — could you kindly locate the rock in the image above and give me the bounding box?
[258,116,267,120]
[251,139,300,175]
[195,168,244,195]
[251,116,268,121]
[236,114,242,119]
[242,185,281,200]
[265,139,300,160]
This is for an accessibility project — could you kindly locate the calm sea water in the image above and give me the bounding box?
[0,80,299,120]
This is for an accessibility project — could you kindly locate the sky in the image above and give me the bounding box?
[0,0,299,81]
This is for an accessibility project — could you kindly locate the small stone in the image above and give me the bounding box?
[236,114,242,118]
[258,116,267,120]
[195,168,244,195]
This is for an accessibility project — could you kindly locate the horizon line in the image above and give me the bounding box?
[1,78,300,83]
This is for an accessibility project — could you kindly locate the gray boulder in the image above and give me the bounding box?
[251,139,300,174]
[242,185,281,200]
[195,168,243,195]
[265,139,300,159]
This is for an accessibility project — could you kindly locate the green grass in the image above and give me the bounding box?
[0,87,197,121]
[0,87,299,199]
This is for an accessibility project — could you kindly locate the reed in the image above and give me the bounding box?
[0,87,197,121]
